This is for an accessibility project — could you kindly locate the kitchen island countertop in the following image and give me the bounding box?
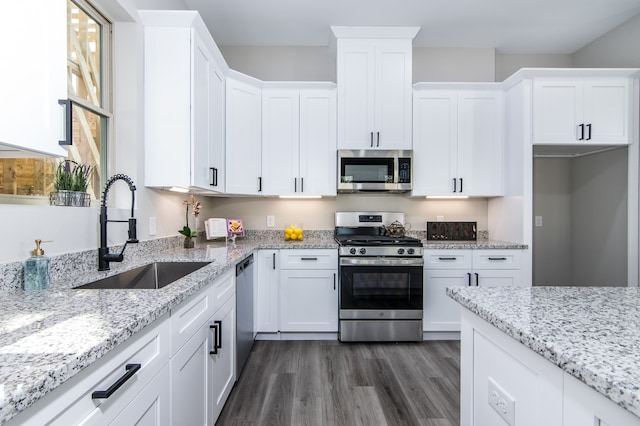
[447,285,640,418]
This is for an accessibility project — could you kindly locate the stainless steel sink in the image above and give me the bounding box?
[76,262,211,290]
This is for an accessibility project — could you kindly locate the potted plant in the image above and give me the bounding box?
[178,195,201,248]
[50,160,92,207]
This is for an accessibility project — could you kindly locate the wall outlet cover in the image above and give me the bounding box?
[149,217,157,236]
[267,215,275,227]
[488,377,516,426]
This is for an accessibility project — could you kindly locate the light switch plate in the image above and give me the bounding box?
[535,216,543,227]
[488,377,515,426]
[149,217,157,236]
[266,215,275,227]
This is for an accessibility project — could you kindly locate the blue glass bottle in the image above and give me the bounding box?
[24,240,51,291]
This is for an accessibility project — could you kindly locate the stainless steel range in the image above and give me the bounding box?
[335,212,423,342]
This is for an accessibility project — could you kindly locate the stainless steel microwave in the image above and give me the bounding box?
[338,149,412,193]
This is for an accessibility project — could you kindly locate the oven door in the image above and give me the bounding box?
[339,257,423,320]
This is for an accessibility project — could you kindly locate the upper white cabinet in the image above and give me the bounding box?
[533,78,632,145]
[141,11,228,193]
[413,87,503,196]
[0,0,68,157]
[333,27,419,150]
[261,84,337,196]
[226,71,263,195]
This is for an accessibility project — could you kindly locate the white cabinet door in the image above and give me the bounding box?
[0,0,67,157]
[141,11,227,193]
[413,89,503,196]
[170,323,210,426]
[413,90,458,195]
[110,365,170,426]
[226,74,262,195]
[280,269,338,332]
[336,39,412,149]
[262,89,300,196]
[209,295,236,424]
[423,269,469,331]
[299,89,337,196]
[256,250,279,333]
[533,78,631,145]
[457,91,503,196]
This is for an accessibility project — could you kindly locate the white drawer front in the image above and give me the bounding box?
[472,250,522,270]
[213,270,235,307]
[279,249,338,270]
[170,284,215,356]
[424,250,472,269]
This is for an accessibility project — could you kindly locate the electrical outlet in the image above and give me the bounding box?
[149,217,157,236]
[488,377,515,425]
[535,216,543,227]
[436,216,445,222]
[266,215,275,227]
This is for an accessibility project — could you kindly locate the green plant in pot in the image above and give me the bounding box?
[50,160,92,207]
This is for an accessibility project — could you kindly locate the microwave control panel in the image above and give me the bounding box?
[398,158,411,183]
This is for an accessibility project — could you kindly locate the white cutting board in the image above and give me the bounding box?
[204,218,227,240]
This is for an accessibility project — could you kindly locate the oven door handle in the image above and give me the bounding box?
[339,257,424,267]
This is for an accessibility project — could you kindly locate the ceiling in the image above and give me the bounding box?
[183,0,640,54]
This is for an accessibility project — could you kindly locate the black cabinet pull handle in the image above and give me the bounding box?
[272,252,276,270]
[294,177,297,192]
[586,123,592,140]
[258,177,262,192]
[467,272,471,286]
[376,131,380,147]
[210,167,218,186]
[209,323,219,355]
[300,257,318,261]
[58,99,72,146]
[370,132,374,147]
[475,272,479,286]
[438,257,457,261]
[301,177,304,193]
[578,123,585,141]
[91,364,141,399]
[459,178,463,193]
[215,320,222,349]
[488,257,507,261]
[333,273,336,290]
[453,178,457,193]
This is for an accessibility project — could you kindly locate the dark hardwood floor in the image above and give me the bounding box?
[217,340,461,426]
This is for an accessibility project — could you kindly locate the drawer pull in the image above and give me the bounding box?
[488,257,507,261]
[91,363,141,399]
[438,257,457,261]
[300,257,318,261]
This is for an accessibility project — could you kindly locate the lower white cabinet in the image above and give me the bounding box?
[170,269,236,425]
[279,250,338,333]
[111,364,170,425]
[8,314,171,426]
[424,249,524,332]
[461,308,639,426]
[256,250,279,333]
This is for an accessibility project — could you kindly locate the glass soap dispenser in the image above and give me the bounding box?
[24,239,51,291]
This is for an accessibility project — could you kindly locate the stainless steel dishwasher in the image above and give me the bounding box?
[235,254,254,378]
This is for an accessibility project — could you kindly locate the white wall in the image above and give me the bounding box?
[413,47,495,82]
[572,14,640,68]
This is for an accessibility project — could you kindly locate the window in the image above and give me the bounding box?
[0,0,111,203]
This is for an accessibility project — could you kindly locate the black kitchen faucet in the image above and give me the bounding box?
[98,174,138,271]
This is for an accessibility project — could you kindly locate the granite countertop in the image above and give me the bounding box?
[0,236,337,424]
[447,286,640,418]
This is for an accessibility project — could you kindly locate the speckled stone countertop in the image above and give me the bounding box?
[0,235,337,424]
[447,286,640,418]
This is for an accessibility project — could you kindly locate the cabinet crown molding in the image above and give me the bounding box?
[331,26,420,40]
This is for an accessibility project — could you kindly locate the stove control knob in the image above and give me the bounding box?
[349,248,357,255]
[407,248,415,255]
[397,248,405,255]
[359,248,367,255]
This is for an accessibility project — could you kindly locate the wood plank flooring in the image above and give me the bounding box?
[217,340,460,426]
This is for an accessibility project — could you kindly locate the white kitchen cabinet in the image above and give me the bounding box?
[279,250,338,332]
[169,269,235,426]
[8,314,171,426]
[333,27,419,150]
[256,250,280,333]
[533,78,631,145]
[261,85,337,196]
[0,0,68,157]
[141,11,228,193]
[413,87,503,196]
[423,249,523,332]
[226,71,263,195]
